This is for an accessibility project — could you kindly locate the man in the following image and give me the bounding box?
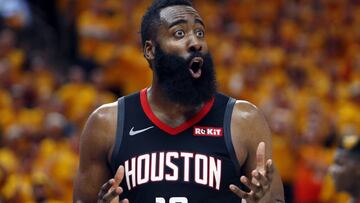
[73,0,285,202]
[329,134,360,203]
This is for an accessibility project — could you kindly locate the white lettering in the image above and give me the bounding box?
[194,127,223,136]
[209,156,222,190]
[123,152,222,191]
[180,152,194,182]
[151,152,164,182]
[137,154,150,185]
[195,128,201,134]
[170,197,188,203]
[216,129,221,136]
[165,152,179,181]
[195,154,208,185]
[156,197,166,203]
[125,157,136,190]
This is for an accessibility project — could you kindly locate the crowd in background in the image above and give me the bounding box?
[0,0,359,202]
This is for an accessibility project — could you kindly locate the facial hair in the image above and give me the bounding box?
[153,45,217,106]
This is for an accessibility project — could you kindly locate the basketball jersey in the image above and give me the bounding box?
[110,88,242,203]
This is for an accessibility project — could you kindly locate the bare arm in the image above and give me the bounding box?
[73,103,118,203]
[230,101,285,202]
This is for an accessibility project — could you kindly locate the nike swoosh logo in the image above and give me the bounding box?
[129,126,154,136]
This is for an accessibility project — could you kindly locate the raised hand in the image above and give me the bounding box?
[97,165,130,203]
[229,142,274,203]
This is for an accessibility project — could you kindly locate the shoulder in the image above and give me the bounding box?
[88,101,118,126]
[84,101,118,136]
[74,101,120,201]
[230,100,271,164]
[80,101,119,156]
[231,99,270,140]
[231,100,265,127]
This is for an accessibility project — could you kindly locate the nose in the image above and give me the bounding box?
[187,34,202,53]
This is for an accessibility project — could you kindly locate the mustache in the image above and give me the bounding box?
[161,52,207,73]
[186,52,205,63]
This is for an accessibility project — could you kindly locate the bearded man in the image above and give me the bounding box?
[73,0,285,202]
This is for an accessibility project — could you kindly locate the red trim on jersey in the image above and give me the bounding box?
[140,88,214,135]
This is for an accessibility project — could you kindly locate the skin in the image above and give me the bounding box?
[73,5,284,203]
[329,150,360,201]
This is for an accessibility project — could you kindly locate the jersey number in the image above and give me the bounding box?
[156,197,188,203]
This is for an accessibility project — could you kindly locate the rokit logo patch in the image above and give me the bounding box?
[193,126,223,137]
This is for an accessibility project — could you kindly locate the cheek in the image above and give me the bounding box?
[163,41,188,55]
[202,42,209,52]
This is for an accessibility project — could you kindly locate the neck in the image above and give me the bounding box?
[148,84,205,113]
[147,85,205,127]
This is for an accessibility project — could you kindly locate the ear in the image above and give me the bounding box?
[144,40,155,60]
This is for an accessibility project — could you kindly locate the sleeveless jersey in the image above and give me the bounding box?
[110,88,242,203]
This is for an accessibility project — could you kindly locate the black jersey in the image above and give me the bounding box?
[110,89,242,203]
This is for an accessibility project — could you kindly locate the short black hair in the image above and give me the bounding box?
[140,0,193,48]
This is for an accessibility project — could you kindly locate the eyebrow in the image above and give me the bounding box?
[195,18,205,28]
[168,19,187,28]
[168,18,205,29]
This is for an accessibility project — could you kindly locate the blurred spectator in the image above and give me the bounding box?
[77,0,124,63]
[328,134,360,203]
[0,0,31,29]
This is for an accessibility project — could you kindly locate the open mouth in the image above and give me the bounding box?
[188,57,204,78]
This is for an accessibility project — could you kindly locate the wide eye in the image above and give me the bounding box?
[174,30,185,38]
[196,30,205,38]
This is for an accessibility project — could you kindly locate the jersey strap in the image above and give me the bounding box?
[110,96,125,174]
[223,97,241,175]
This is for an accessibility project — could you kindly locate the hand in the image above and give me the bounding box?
[97,165,130,203]
[229,142,274,203]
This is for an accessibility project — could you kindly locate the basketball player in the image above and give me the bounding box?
[73,0,285,202]
[329,134,360,203]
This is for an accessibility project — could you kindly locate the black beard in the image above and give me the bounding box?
[153,45,217,106]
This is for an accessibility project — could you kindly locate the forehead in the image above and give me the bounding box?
[159,5,203,25]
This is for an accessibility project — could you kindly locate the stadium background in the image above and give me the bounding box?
[0,0,359,202]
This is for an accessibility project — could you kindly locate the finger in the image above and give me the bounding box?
[120,198,129,203]
[229,184,251,199]
[241,176,262,194]
[98,179,115,198]
[102,187,123,202]
[251,170,260,186]
[251,170,269,191]
[114,165,125,186]
[265,159,274,182]
[256,142,266,172]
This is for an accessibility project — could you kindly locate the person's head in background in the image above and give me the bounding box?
[329,134,360,201]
